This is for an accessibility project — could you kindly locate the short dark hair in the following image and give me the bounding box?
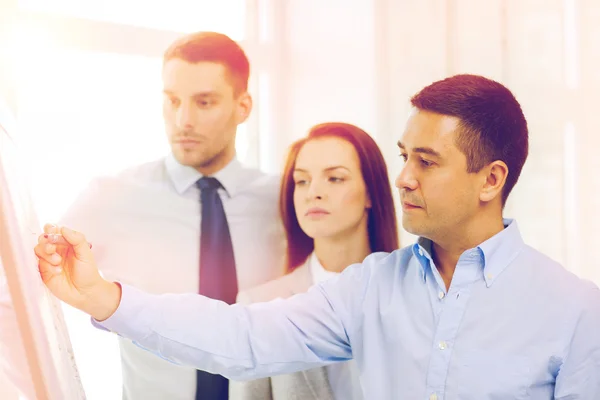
[280,122,399,272]
[163,31,250,95]
[410,74,529,204]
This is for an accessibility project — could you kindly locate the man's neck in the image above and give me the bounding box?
[313,229,371,273]
[431,215,505,290]
[195,147,236,176]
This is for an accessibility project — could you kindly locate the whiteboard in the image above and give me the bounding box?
[0,97,86,399]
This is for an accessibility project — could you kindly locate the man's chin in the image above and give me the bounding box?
[172,151,208,168]
[401,219,428,238]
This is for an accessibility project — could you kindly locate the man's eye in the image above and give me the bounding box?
[197,100,213,107]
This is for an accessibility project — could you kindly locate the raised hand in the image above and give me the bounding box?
[34,224,121,321]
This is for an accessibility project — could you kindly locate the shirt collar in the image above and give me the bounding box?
[413,237,434,283]
[309,253,339,285]
[164,153,243,197]
[412,219,525,287]
[477,219,525,286]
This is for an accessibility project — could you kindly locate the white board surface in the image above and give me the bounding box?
[0,96,86,400]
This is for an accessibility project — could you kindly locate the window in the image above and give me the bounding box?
[18,0,247,38]
[8,2,259,397]
[14,33,254,225]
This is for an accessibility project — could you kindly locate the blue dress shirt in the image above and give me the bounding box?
[95,220,600,399]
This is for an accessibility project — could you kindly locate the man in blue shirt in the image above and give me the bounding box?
[36,74,600,399]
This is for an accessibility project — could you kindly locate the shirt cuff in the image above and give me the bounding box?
[90,283,152,339]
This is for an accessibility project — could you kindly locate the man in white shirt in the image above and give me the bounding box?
[59,32,285,400]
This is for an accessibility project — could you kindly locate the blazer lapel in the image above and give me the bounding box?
[287,261,314,295]
[287,258,334,400]
[301,367,334,400]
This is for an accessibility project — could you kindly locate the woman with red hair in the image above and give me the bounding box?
[230,122,399,400]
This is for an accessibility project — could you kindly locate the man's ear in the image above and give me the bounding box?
[236,92,252,124]
[480,160,508,203]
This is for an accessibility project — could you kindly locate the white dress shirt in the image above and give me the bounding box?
[308,254,363,400]
[61,154,285,400]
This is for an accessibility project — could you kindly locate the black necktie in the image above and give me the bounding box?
[195,177,237,400]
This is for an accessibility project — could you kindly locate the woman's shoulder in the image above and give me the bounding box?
[237,262,312,305]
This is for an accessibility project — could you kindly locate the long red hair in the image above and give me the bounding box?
[280,122,399,272]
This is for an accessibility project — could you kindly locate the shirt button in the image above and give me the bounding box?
[438,291,445,300]
[438,341,447,350]
[429,394,438,400]
[486,273,493,280]
[418,248,424,256]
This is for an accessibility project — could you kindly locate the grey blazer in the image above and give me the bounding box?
[229,262,335,400]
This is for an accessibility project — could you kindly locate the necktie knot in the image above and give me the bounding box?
[196,176,222,192]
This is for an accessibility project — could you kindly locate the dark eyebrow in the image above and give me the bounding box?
[193,92,220,99]
[397,141,442,158]
[294,166,351,173]
[162,90,219,98]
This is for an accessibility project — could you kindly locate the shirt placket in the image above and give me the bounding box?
[424,250,482,400]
